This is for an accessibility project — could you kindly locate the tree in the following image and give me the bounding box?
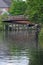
[25,0,43,47]
[9,0,27,15]
[0,13,8,31]
[25,0,43,23]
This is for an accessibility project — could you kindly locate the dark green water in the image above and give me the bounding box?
[0,30,43,65]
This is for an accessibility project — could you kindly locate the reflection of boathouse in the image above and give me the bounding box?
[3,15,34,31]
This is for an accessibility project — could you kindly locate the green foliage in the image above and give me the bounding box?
[9,0,27,15]
[0,13,8,31]
[25,0,43,23]
[0,15,4,30]
[29,50,43,65]
[39,28,43,48]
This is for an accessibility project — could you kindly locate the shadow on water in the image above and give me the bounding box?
[0,30,43,65]
[29,49,43,65]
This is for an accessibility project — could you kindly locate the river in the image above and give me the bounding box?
[0,30,43,65]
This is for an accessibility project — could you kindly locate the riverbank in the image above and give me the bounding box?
[39,28,43,49]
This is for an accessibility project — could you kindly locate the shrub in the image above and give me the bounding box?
[0,14,8,31]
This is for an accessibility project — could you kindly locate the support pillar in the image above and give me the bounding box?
[18,24,19,31]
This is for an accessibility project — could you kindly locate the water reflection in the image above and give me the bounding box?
[0,30,43,65]
[29,50,43,65]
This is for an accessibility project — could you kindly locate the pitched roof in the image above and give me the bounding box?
[3,0,11,6]
[0,0,9,8]
[0,0,11,8]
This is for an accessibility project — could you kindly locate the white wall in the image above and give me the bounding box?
[0,8,9,15]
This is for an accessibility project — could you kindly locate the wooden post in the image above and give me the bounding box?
[15,24,16,31]
[5,23,8,31]
[12,23,13,31]
[8,23,9,31]
[23,24,24,31]
[3,24,5,31]
[27,24,29,31]
[18,24,19,31]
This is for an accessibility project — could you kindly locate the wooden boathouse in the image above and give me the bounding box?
[3,15,34,31]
